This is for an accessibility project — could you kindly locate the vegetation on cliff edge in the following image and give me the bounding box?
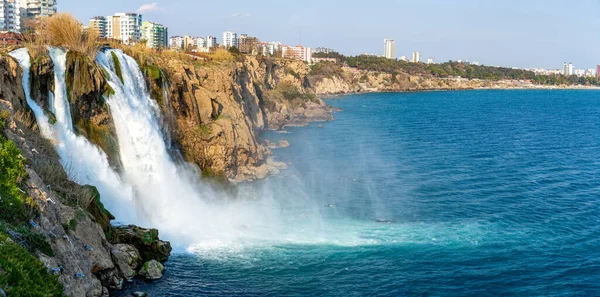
[0,110,64,296]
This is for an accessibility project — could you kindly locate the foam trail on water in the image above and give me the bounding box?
[10,47,136,222]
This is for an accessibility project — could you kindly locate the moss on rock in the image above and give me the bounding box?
[111,51,124,84]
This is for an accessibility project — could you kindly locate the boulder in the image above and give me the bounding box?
[113,225,172,263]
[138,260,164,281]
[111,244,141,280]
[277,140,290,148]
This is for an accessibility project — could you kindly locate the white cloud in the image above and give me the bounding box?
[136,3,165,14]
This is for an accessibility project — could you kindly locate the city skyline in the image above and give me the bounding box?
[11,0,600,70]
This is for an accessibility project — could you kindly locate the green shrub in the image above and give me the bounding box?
[0,135,34,225]
[0,231,64,296]
[310,62,343,78]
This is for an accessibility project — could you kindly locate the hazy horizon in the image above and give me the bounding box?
[59,0,599,70]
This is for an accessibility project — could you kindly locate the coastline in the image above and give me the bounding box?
[317,83,600,99]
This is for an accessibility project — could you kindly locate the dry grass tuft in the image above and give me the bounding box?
[27,13,99,58]
[207,48,235,62]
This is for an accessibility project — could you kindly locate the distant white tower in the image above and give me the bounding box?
[563,62,574,76]
[412,52,422,63]
[222,31,238,48]
[384,39,396,59]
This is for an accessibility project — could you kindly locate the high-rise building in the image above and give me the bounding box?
[282,45,312,63]
[18,0,56,19]
[89,16,107,38]
[196,37,206,49]
[104,13,143,44]
[0,0,20,32]
[596,65,600,79]
[183,35,197,50]
[141,21,168,49]
[563,62,574,76]
[222,31,237,48]
[169,35,184,50]
[412,52,421,63]
[206,35,217,48]
[238,34,259,54]
[383,39,395,59]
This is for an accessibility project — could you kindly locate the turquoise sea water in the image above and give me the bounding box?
[118,90,600,296]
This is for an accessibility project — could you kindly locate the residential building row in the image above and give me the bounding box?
[0,0,57,33]
[90,13,168,48]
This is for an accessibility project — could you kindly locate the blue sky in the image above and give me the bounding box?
[59,0,599,69]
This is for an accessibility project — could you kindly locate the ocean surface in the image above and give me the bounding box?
[117,90,600,296]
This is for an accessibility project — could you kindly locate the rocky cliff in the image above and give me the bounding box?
[310,66,541,95]
[124,51,333,182]
[0,52,171,297]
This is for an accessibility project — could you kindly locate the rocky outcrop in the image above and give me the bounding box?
[29,49,54,113]
[65,51,121,169]
[0,53,26,111]
[138,260,164,281]
[111,244,141,280]
[112,225,172,263]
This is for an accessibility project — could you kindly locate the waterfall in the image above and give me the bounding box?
[10,47,136,222]
[96,49,286,247]
[12,47,333,250]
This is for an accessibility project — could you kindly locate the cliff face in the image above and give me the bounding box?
[311,67,537,95]
[132,54,333,182]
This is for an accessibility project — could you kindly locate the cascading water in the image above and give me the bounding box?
[96,49,304,248]
[13,47,422,253]
[10,47,136,222]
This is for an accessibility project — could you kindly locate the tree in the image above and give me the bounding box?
[228,46,241,55]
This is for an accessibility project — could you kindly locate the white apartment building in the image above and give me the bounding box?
[105,13,143,44]
[563,62,574,76]
[0,0,56,32]
[141,21,168,49]
[282,45,312,63]
[89,16,107,37]
[169,35,184,49]
[222,31,237,48]
[195,37,206,48]
[259,41,282,56]
[19,0,55,18]
[426,58,434,64]
[206,35,217,48]
[383,39,395,59]
[0,0,19,32]
[412,52,422,63]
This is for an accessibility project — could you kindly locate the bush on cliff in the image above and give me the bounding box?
[0,231,65,297]
[0,122,35,226]
[310,61,344,78]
